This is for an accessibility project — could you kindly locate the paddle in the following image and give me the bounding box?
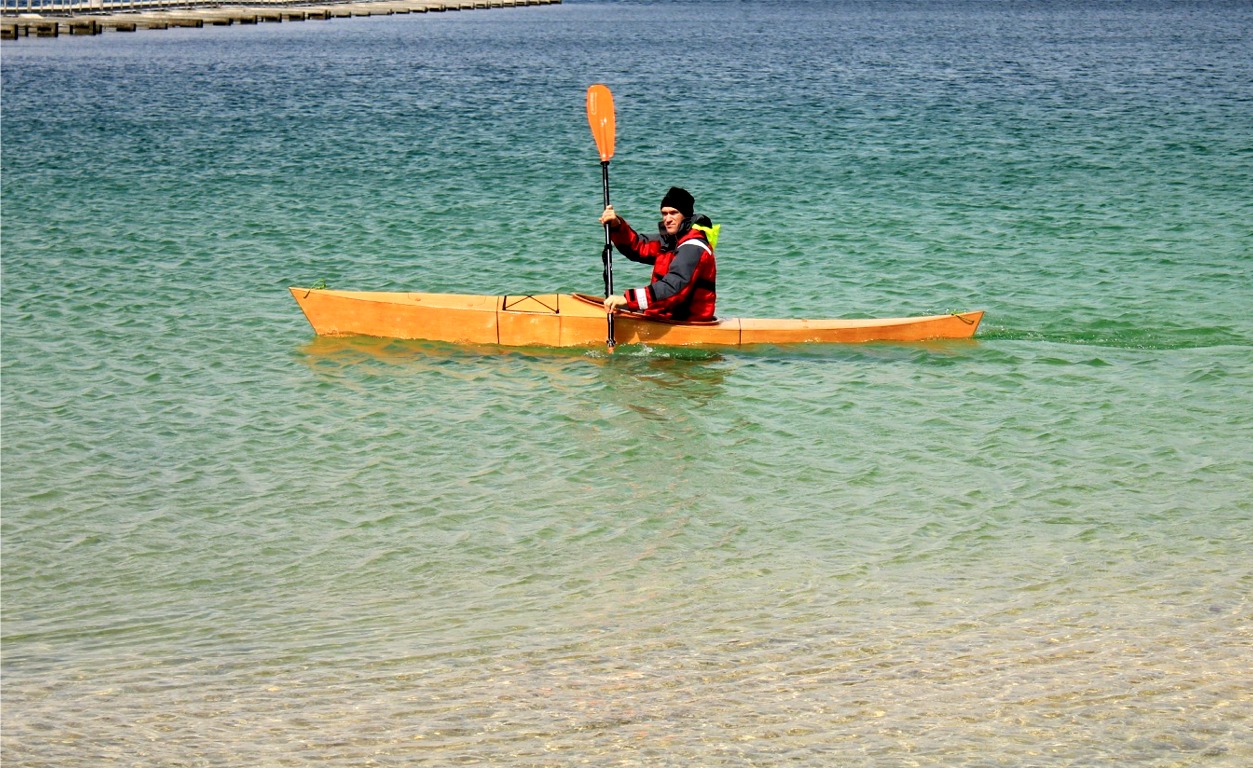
[586,83,617,350]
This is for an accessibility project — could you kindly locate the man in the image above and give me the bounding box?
[599,186,717,322]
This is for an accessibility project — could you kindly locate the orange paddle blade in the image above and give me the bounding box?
[586,84,616,162]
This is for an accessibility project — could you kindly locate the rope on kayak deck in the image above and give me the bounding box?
[299,280,327,299]
[503,294,560,314]
[951,311,975,324]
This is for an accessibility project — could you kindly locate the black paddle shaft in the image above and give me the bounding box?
[601,160,615,347]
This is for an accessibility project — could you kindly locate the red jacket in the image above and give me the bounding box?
[608,218,717,321]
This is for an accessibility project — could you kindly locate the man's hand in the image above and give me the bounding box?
[599,206,619,226]
[604,295,628,312]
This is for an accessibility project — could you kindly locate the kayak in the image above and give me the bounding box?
[290,288,984,347]
[289,288,984,347]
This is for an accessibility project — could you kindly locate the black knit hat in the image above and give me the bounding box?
[660,187,695,219]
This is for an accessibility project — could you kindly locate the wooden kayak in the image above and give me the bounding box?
[289,288,984,347]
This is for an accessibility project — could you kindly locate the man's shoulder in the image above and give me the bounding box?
[676,234,713,255]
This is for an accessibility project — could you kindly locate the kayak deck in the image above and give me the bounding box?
[289,288,984,347]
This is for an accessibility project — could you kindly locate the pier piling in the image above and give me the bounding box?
[1,0,560,40]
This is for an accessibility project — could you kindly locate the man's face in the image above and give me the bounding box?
[660,206,685,236]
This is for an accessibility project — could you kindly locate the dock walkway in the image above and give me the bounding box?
[2,0,559,39]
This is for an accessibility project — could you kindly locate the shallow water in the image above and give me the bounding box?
[3,1,1251,765]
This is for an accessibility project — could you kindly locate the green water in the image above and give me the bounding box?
[2,1,1251,765]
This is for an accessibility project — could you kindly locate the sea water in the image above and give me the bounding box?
[2,1,1250,765]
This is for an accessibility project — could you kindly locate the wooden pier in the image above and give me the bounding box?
[1,0,560,39]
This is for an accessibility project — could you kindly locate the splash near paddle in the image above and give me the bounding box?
[586,84,617,350]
